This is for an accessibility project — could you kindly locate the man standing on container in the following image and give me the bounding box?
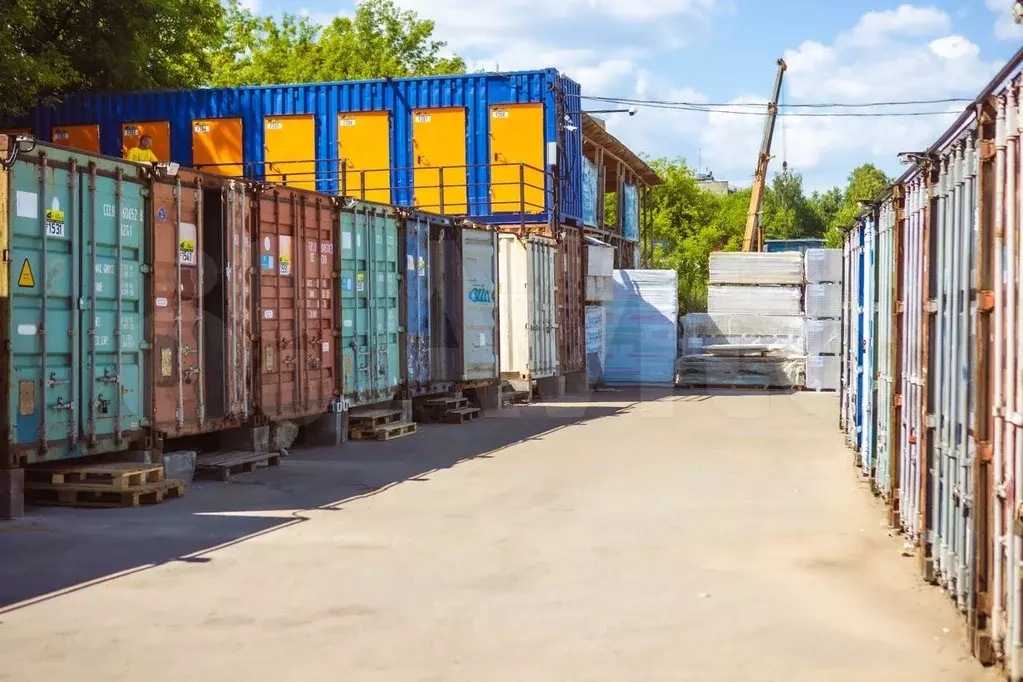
[126,134,159,164]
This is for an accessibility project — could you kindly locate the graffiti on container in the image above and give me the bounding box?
[157,207,167,221]
[468,286,492,304]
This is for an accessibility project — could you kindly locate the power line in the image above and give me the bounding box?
[582,94,974,109]
[592,99,962,117]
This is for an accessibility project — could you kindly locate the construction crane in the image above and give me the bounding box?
[741,58,787,252]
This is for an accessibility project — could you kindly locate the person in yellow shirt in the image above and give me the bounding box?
[126,134,159,164]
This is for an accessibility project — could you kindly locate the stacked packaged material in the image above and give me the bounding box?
[707,286,802,315]
[802,248,843,392]
[680,313,805,356]
[709,252,803,285]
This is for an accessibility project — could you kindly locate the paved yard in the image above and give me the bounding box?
[0,391,998,681]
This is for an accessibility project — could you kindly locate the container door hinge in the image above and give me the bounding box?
[979,442,993,463]
[896,301,905,314]
[139,264,152,274]
[139,418,152,427]
[1,249,9,263]
[926,299,938,313]
[978,291,995,313]
[139,341,152,350]
[895,394,904,407]
[925,414,937,429]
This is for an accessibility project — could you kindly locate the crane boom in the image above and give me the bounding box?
[741,58,787,252]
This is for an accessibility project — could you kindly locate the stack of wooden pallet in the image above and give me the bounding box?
[349,409,417,441]
[194,450,283,482]
[25,463,185,508]
[414,396,480,425]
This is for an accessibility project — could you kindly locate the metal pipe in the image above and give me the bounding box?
[935,155,950,583]
[960,136,976,611]
[901,188,912,527]
[114,169,124,441]
[38,155,49,451]
[175,178,184,428]
[1008,83,1022,677]
[196,180,206,427]
[67,160,78,446]
[1012,81,1023,679]
[227,184,238,416]
[88,165,98,444]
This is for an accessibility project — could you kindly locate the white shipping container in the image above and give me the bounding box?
[498,233,559,380]
[709,252,803,285]
[707,285,802,316]
[804,248,843,283]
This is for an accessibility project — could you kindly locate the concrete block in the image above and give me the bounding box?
[220,425,270,453]
[307,411,348,447]
[0,469,25,520]
[162,451,197,485]
[564,372,589,395]
[271,421,300,452]
[536,375,566,400]
[391,399,413,424]
[468,386,502,412]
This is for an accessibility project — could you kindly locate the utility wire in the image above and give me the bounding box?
[582,94,974,109]
[588,99,962,117]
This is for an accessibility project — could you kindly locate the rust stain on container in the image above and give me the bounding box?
[559,226,585,374]
[151,170,254,438]
[254,186,337,421]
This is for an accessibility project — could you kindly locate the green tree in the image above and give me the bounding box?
[1,0,223,119]
[211,0,466,87]
[823,163,891,246]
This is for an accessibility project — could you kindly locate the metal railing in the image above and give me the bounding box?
[195,157,553,224]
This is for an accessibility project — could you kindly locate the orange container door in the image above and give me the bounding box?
[122,121,171,161]
[264,115,316,191]
[192,118,243,176]
[52,125,100,153]
[338,111,391,203]
[489,103,545,214]
[412,107,467,214]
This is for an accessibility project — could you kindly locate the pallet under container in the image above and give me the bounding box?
[0,136,151,468]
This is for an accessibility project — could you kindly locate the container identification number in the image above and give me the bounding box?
[193,124,210,134]
[414,114,432,124]
[339,119,357,127]
[492,110,509,119]
[124,127,140,137]
[45,208,66,238]
[266,120,283,130]
[53,130,69,140]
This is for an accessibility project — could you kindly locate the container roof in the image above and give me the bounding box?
[582,113,661,187]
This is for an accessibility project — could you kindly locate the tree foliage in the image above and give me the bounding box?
[640,159,891,312]
[210,0,466,87]
[0,0,223,118]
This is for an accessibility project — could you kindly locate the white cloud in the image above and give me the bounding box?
[986,0,1023,40]
[842,4,949,46]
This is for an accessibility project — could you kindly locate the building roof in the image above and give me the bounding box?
[581,113,661,187]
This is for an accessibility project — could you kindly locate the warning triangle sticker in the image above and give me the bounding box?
[17,259,34,288]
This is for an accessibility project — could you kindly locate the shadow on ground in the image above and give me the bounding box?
[0,388,669,610]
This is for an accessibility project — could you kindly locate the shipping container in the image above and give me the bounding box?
[150,169,253,439]
[584,305,606,385]
[763,238,825,254]
[402,210,433,396]
[559,227,585,375]
[498,233,559,380]
[339,200,401,408]
[23,70,584,225]
[253,185,337,421]
[0,138,149,466]
[430,222,499,385]
[873,199,897,502]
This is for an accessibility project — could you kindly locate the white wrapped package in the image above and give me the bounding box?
[586,244,614,277]
[804,248,843,283]
[586,275,614,302]
[681,313,805,355]
[804,283,842,318]
[806,355,841,391]
[676,355,805,388]
[805,319,841,355]
[709,252,803,285]
[708,285,802,316]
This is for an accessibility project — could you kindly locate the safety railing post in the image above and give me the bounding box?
[439,167,445,214]
[520,164,526,230]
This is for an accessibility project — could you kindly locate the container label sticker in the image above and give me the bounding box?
[45,199,66,238]
[17,259,34,288]
[264,309,274,319]
[322,341,330,353]
[194,124,210,134]
[266,120,283,130]
[343,319,353,328]
[53,129,69,141]
[16,324,36,336]
[261,254,275,270]
[407,255,415,272]
[161,348,173,378]
[124,126,140,137]
[340,118,356,127]
[179,222,197,266]
[157,207,167,221]
[19,380,35,416]
[492,109,509,119]
[341,277,353,292]
[264,236,272,251]
[15,191,37,219]
[479,333,486,346]
[279,236,293,276]
[417,257,426,277]
[155,297,169,308]
[414,114,432,124]
[357,272,365,292]
[342,232,352,251]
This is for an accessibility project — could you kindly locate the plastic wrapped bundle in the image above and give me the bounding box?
[804,248,843,283]
[585,306,606,384]
[675,355,806,388]
[805,319,841,355]
[806,355,841,391]
[708,285,802,315]
[680,313,805,355]
[804,283,842,318]
[709,252,804,285]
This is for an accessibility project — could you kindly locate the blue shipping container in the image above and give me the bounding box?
[402,210,435,396]
[763,238,826,254]
[2,142,149,466]
[23,70,584,226]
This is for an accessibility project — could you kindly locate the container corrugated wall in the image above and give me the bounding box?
[559,227,585,375]
[498,233,558,380]
[1,142,149,466]
[402,211,433,396]
[150,170,253,439]
[23,70,583,225]
[875,199,897,502]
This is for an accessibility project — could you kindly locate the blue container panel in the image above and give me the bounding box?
[26,70,585,224]
[764,239,826,254]
[403,211,434,395]
[6,146,148,464]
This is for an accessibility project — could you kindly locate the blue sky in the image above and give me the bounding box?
[249,0,1023,191]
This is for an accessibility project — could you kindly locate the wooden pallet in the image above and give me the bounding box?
[349,409,402,429]
[422,396,469,410]
[26,463,164,489]
[26,479,185,509]
[350,421,417,441]
[434,407,480,424]
[194,450,282,482]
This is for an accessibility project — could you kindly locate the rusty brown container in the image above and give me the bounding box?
[253,186,338,422]
[559,226,586,374]
[151,171,254,439]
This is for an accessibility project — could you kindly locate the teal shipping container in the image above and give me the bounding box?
[0,138,149,467]
[339,200,402,408]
